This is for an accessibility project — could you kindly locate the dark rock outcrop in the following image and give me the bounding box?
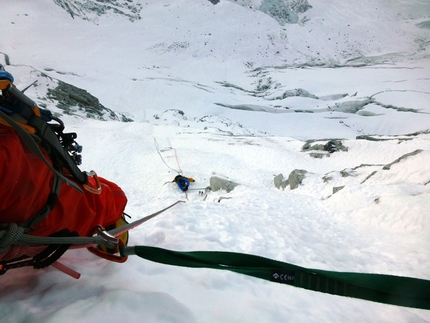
[383,149,423,170]
[274,169,307,190]
[210,176,239,193]
[274,173,289,189]
[47,80,133,122]
[302,139,348,158]
[288,169,307,189]
[259,0,312,25]
[53,0,142,22]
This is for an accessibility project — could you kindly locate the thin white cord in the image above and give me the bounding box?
[154,138,180,174]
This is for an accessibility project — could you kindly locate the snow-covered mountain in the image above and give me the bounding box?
[3,0,429,137]
[1,0,430,322]
[53,0,314,25]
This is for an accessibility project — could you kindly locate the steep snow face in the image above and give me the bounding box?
[2,0,429,139]
[46,0,427,65]
[1,2,430,322]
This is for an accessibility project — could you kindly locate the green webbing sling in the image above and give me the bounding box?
[121,246,430,310]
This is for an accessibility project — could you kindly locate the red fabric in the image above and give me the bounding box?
[0,124,127,237]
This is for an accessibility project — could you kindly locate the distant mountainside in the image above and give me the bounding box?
[2,0,427,123]
[53,0,143,22]
[228,0,312,25]
[53,0,312,25]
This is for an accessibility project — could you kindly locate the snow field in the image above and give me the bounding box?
[1,0,430,322]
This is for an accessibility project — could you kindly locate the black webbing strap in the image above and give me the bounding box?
[122,246,430,310]
[0,230,78,274]
[27,114,88,185]
[23,173,62,231]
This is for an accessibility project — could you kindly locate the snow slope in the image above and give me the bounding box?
[1,0,430,322]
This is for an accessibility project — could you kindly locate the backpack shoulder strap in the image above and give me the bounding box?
[0,108,84,193]
[1,83,88,186]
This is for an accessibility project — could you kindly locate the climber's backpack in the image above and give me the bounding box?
[0,69,114,276]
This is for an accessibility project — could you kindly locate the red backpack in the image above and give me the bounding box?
[0,68,128,278]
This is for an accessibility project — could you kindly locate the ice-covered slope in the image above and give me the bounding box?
[1,0,430,322]
[2,117,430,323]
[2,0,430,138]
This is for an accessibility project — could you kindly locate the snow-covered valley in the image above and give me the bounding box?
[1,0,430,322]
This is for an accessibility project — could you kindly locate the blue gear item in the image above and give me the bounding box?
[173,175,191,192]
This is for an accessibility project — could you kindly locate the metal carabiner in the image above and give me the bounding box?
[87,226,127,263]
[83,170,102,194]
[95,225,119,247]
